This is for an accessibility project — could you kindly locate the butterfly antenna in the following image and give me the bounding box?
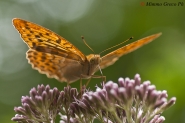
[99,36,134,55]
[81,36,95,53]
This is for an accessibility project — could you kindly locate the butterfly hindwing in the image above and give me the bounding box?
[27,49,83,82]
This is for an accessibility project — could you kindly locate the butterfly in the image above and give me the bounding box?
[13,18,161,84]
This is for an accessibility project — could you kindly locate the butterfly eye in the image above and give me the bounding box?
[90,58,94,62]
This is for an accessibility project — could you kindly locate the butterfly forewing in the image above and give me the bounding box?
[13,18,86,61]
[99,33,162,69]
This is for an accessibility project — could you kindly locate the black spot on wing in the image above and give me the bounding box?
[45,63,50,66]
[25,27,30,30]
[45,33,50,36]
[32,42,36,48]
[37,39,43,42]
[56,39,61,44]
[33,52,38,56]
[39,33,43,37]
[52,66,56,70]
[35,35,40,38]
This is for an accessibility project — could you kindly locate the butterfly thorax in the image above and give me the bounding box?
[86,54,101,75]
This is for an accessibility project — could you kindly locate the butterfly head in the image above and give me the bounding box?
[87,54,101,65]
[86,54,101,75]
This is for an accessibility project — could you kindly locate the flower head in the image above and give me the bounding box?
[12,74,176,123]
[71,74,176,123]
[12,85,80,123]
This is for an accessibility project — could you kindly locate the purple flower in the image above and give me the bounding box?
[12,74,176,123]
[71,74,176,123]
[12,85,80,123]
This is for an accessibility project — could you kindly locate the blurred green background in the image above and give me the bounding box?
[0,0,185,122]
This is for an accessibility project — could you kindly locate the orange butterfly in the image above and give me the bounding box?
[13,18,161,84]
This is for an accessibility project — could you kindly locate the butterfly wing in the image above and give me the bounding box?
[27,49,82,82]
[13,18,86,61]
[13,18,87,83]
[99,33,162,69]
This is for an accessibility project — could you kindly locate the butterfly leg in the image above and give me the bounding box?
[79,76,87,97]
[91,75,106,82]
[91,75,106,87]
[102,75,106,82]
[67,81,70,86]
[80,77,83,92]
[85,77,92,87]
[84,75,106,86]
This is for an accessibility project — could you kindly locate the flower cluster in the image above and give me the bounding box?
[71,74,176,123]
[12,74,176,123]
[12,85,81,123]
